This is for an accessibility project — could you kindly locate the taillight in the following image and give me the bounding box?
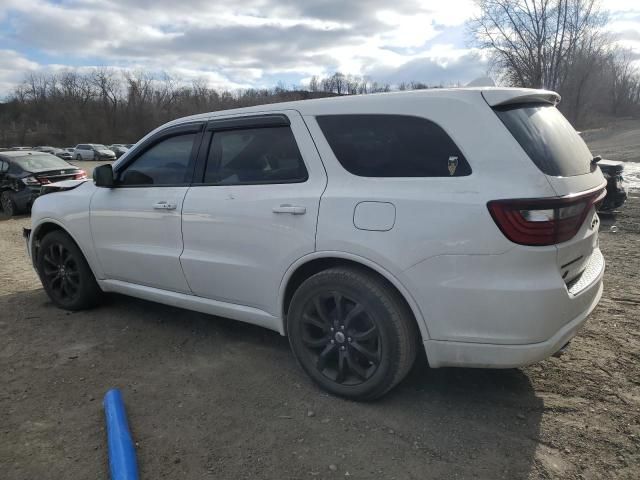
[74,170,87,179]
[22,175,44,186]
[488,187,606,246]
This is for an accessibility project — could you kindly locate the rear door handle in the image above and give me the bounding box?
[272,204,306,215]
[153,201,177,210]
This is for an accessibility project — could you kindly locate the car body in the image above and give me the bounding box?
[0,151,86,215]
[108,144,130,158]
[26,88,606,399]
[598,159,627,212]
[33,146,73,161]
[73,144,116,161]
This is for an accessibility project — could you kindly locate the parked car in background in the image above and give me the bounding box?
[33,146,73,161]
[597,159,627,212]
[0,151,86,216]
[10,146,32,151]
[108,144,130,158]
[55,149,73,161]
[73,144,116,161]
[26,88,606,400]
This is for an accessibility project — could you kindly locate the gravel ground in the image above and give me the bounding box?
[1,170,639,480]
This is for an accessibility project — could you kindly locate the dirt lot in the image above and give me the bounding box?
[1,168,639,480]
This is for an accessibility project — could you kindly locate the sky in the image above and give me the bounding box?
[0,0,639,97]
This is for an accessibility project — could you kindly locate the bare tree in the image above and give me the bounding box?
[470,0,606,89]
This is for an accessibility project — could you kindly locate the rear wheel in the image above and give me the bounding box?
[37,230,102,310]
[288,267,418,400]
[1,191,18,216]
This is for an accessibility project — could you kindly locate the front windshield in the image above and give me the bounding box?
[93,144,107,149]
[13,154,70,170]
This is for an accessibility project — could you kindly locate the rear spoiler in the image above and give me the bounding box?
[482,89,560,107]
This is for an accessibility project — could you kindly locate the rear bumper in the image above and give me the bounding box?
[423,281,602,368]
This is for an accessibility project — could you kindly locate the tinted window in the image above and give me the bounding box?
[118,133,195,186]
[494,104,592,176]
[204,127,307,184]
[316,115,471,177]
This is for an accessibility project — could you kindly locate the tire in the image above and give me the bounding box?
[288,266,418,400]
[36,230,102,310]
[93,152,99,161]
[76,154,82,161]
[1,191,18,216]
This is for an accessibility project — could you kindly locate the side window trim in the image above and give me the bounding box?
[206,114,290,132]
[114,122,205,188]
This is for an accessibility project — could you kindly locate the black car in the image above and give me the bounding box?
[0,151,86,216]
[598,159,628,212]
[33,145,73,161]
[108,144,130,158]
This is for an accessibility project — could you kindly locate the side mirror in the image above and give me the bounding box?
[93,164,115,188]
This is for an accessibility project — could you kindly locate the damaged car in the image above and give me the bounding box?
[0,151,86,216]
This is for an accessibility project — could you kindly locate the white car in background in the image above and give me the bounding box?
[73,144,116,161]
[25,88,606,400]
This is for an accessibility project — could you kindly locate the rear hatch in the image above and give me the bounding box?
[483,89,606,294]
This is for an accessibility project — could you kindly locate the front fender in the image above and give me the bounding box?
[30,182,104,279]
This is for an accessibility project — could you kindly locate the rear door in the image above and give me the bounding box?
[488,96,606,287]
[180,111,326,316]
[90,122,203,293]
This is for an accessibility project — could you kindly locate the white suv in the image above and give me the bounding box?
[26,88,606,400]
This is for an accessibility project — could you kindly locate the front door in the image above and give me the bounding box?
[90,123,203,293]
[180,112,327,316]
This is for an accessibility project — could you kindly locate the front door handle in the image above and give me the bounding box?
[153,201,177,210]
[272,204,306,215]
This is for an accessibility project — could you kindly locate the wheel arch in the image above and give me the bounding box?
[31,219,97,277]
[279,252,430,342]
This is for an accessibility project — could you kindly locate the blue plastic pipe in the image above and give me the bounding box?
[103,389,139,480]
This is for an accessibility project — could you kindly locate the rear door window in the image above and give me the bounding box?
[316,114,471,177]
[494,104,593,177]
[203,126,308,184]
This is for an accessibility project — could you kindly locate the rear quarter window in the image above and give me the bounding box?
[316,114,471,177]
[494,103,593,177]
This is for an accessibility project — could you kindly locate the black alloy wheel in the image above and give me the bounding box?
[41,241,81,304]
[301,292,381,385]
[37,230,102,310]
[288,267,418,400]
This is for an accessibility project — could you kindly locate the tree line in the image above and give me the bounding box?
[0,0,639,147]
[470,0,640,123]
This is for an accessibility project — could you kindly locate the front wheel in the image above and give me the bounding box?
[288,267,418,400]
[76,154,82,161]
[36,230,102,310]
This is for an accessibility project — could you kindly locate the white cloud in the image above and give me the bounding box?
[0,0,638,96]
